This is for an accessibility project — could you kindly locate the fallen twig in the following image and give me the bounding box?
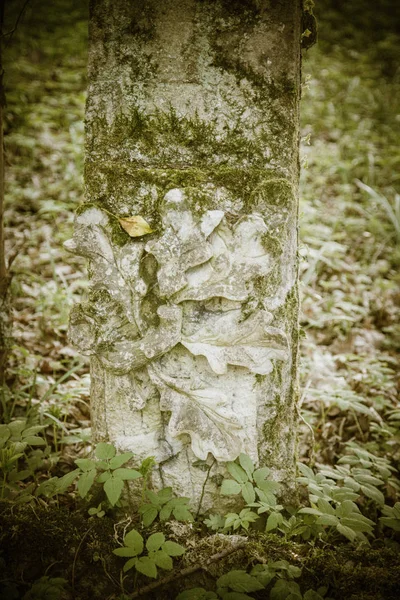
[128,539,247,599]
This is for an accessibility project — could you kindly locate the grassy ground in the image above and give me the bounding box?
[1,0,399,599]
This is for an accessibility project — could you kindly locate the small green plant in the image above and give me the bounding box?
[176,562,331,600]
[176,569,264,600]
[138,487,194,526]
[221,453,280,506]
[34,470,80,501]
[22,576,67,600]
[217,453,283,532]
[251,560,302,587]
[203,513,226,531]
[113,529,185,578]
[88,502,105,518]
[299,498,375,543]
[74,442,142,506]
[379,502,400,531]
[0,419,48,501]
[223,508,260,532]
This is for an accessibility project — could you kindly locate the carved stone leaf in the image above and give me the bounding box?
[145,190,224,298]
[148,368,242,461]
[174,215,272,304]
[98,305,183,374]
[181,310,288,375]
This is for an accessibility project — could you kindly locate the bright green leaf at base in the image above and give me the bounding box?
[104,475,123,505]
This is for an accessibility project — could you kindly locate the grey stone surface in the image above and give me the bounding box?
[67,0,302,509]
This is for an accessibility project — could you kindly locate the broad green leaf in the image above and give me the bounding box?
[336,523,357,542]
[317,498,335,515]
[343,477,361,491]
[256,479,280,495]
[104,476,124,506]
[241,482,256,504]
[56,469,80,492]
[224,513,238,528]
[124,529,144,554]
[255,488,277,505]
[75,458,96,472]
[298,507,322,516]
[22,425,46,438]
[95,442,116,460]
[153,549,173,570]
[304,591,325,600]
[173,506,194,522]
[23,436,46,446]
[159,505,173,521]
[113,547,140,558]
[353,472,385,486]
[8,469,31,482]
[109,452,134,470]
[297,463,316,479]
[146,489,161,505]
[112,467,142,480]
[162,541,186,557]
[239,454,255,480]
[286,564,302,579]
[221,479,242,496]
[146,532,165,552]
[227,463,248,484]
[0,425,10,443]
[380,517,400,531]
[250,564,275,587]
[266,511,283,531]
[360,484,385,505]
[139,505,158,526]
[253,467,271,488]
[96,460,109,470]
[316,514,339,527]
[335,500,359,518]
[270,579,302,600]
[135,556,157,578]
[122,558,137,572]
[171,496,191,505]
[97,471,111,483]
[77,468,97,498]
[119,215,154,237]
[340,517,373,533]
[8,420,26,437]
[217,570,264,593]
[331,487,359,502]
[157,487,174,502]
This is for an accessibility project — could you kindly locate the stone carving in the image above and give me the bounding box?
[66,189,288,462]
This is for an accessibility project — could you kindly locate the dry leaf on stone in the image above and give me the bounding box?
[119,215,154,237]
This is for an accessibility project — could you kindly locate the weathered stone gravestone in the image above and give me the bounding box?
[66,0,302,510]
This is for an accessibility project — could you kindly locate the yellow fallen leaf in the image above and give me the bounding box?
[118,215,154,237]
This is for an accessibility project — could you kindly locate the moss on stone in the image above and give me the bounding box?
[261,232,283,255]
[84,163,295,219]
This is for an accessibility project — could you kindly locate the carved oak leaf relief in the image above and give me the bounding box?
[147,366,242,461]
[181,310,288,375]
[171,214,273,304]
[145,190,224,298]
[66,190,290,462]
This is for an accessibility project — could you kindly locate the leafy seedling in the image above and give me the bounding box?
[113,529,185,578]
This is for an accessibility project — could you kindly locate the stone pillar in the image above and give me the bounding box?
[66,0,302,509]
